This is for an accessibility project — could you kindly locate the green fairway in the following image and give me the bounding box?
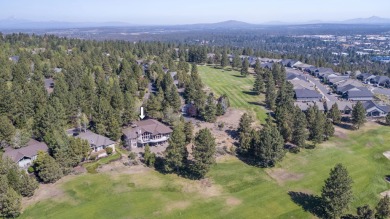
[198,66,268,122]
[21,124,390,219]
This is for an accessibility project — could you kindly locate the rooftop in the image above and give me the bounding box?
[3,139,48,163]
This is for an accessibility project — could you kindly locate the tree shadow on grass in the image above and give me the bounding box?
[242,91,258,96]
[334,122,354,130]
[225,129,239,140]
[248,101,266,107]
[288,191,325,218]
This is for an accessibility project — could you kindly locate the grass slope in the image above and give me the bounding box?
[21,126,390,219]
[21,66,390,218]
[198,66,267,122]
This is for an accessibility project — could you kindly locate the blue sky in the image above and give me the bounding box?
[1,0,389,24]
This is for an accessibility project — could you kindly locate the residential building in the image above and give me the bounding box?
[122,119,173,148]
[68,129,116,153]
[294,88,323,102]
[363,100,390,117]
[2,139,48,168]
[370,76,390,87]
[325,101,355,115]
[294,101,325,111]
[345,87,374,101]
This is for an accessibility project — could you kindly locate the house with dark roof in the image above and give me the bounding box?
[363,101,390,117]
[261,63,273,70]
[337,84,360,94]
[294,89,322,102]
[370,76,390,87]
[325,101,355,115]
[68,129,116,154]
[294,101,325,111]
[2,139,48,168]
[357,73,376,84]
[122,119,173,148]
[345,87,374,101]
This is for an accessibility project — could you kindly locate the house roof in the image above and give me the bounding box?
[3,139,48,163]
[69,130,115,147]
[295,89,322,99]
[122,119,173,139]
[372,76,390,84]
[325,101,355,111]
[261,63,273,69]
[316,67,334,74]
[347,87,373,98]
[335,79,363,88]
[363,100,390,113]
[295,101,324,111]
[337,84,359,93]
[286,73,306,81]
[358,73,372,80]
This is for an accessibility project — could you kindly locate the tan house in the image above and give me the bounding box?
[122,119,173,148]
[67,129,116,156]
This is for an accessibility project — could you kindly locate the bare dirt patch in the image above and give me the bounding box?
[383,151,390,160]
[179,178,222,198]
[165,200,191,212]
[22,175,78,210]
[225,197,242,207]
[380,190,390,197]
[266,168,304,185]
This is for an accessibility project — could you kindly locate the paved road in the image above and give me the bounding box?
[286,68,337,102]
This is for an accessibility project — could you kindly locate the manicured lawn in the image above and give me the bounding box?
[198,66,268,123]
[21,124,390,219]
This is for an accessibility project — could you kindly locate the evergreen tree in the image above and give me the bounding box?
[203,93,217,122]
[386,113,390,126]
[33,151,63,183]
[0,116,15,148]
[324,119,335,140]
[221,51,229,68]
[265,72,276,111]
[253,118,285,167]
[375,195,390,219]
[0,176,21,218]
[191,128,216,178]
[241,57,249,77]
[232,53,241,69]
[238,113,253,154]
[321,164,353,219]
[292,108,308,148]
[312,108,326,145]
[143,145,156,167]
[253,73,264,95]
[328,103,341,124]
[356,205,374,219]
[184,121,194,144]
[352,101,366,129]
[164,123,187,173]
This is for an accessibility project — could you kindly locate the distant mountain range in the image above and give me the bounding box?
[0,16,390,30]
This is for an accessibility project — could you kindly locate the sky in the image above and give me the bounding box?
[0,0,389,25]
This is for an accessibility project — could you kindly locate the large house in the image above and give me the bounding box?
[2,139,48,168]
[122,119,173,148]
[294,88,323,102]
[344,87,374,101]
[363,101,390,117]
[68,129,116,153]
[325,101,355,115]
